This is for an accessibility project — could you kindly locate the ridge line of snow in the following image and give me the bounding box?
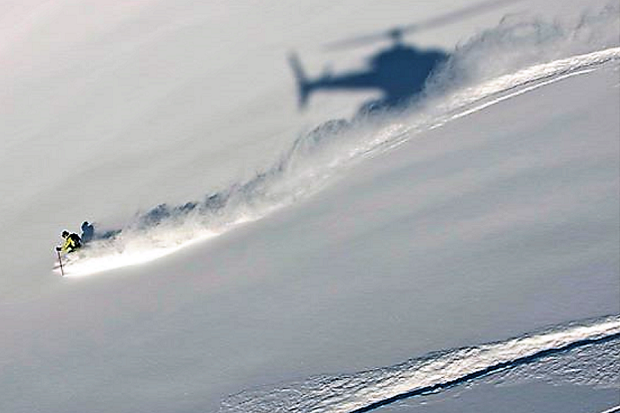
[219,316,620,413]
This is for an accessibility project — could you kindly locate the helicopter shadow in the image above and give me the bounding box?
[289,38,448,115]
[288,0,523,115]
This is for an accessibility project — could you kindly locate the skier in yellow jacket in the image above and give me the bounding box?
[56,231,82,254]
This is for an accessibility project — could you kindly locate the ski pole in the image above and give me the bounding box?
[56,250,65,276]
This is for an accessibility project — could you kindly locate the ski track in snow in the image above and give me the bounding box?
[218,315,620,413]
[55,45,620,277]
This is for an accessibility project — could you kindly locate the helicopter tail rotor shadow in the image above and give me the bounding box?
[288,52,312,109]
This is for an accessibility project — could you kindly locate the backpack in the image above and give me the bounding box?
[68,233,82,249]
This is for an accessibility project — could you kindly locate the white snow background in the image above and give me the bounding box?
[0,1,619,412]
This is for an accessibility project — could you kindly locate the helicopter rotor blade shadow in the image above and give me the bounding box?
[324,0,525,51]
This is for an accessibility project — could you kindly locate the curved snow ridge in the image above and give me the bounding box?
[487,330,620,389]
[56,46,620,277]
[373,46,620,155]
[437,47,620,116]
[219,316,620,413]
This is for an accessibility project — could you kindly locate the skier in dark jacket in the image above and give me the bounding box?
[81,221,95,243]
[56,231,82,254]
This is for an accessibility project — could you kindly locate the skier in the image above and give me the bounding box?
[81,221,95,243]
[55,231,82,254]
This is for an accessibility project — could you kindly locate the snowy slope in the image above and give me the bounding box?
[1,1,619,413]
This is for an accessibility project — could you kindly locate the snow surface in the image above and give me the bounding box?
[1,1,619,412]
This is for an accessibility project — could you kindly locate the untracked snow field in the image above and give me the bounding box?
[0,1,619,412]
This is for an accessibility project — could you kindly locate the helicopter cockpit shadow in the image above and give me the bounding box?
[288,0,521,116]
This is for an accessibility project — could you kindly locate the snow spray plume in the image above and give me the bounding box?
[60,118,370,276]
[424,2,620,97]
[59,4,620,276]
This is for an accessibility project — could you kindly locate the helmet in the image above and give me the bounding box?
[62,230,70,238]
